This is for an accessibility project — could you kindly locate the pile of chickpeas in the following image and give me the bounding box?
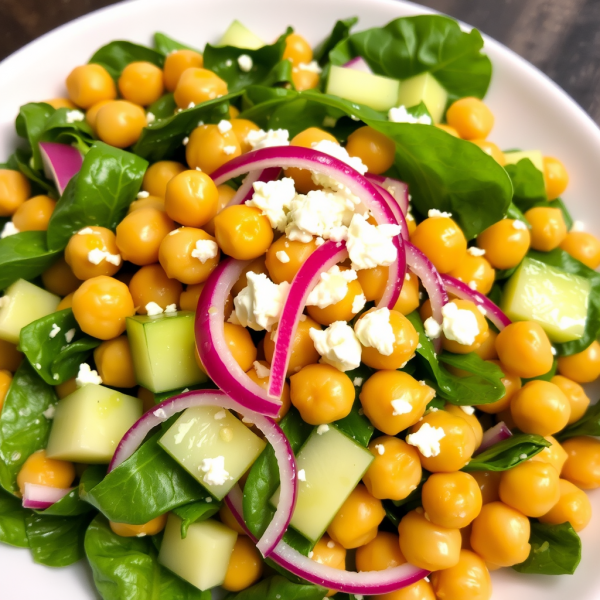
[1,29,600,600]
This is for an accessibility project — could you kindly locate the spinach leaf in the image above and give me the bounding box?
[525,249,600,356]
[505,159,547,211]
[89,41,164,79]
[85,514,208,600]
[0,231,61,290]
[172,499,221,538]
[12,147,56,195]
[224,575,327,600]
[513,522,581,575]
[15,102,55,170]
[463,434,550,472]
[39,107,96,154]
[47,142,147,251]
[0,361,56,494]
[154,32,199,55]
[25,511,93,567]
[0,487,31,547]
[314,17,358,65]
[84,430,205,524]
[79,465,108,498]
[551,198,574,230]
[38,486,95,517]
[329,15,492,101]
[557,401,600,441]
[148,93,178,120]
[203,29,293,92]
[19,309,101,385]
[131,92,240,162]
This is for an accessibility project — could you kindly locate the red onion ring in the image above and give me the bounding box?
[477,421,513,454]
[343,56,373,74]
[365,173,409,215]
[22,483,74,510]
[39,142,82,195]
[221,167,281,211]
[374,183,409,240]
[108,389,296,558]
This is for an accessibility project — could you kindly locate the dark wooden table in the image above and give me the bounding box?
[1,0,598,125]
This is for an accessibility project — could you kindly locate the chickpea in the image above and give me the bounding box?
[219,503,247,535]
[410,216,467,274]
[137,386,156,413]
[470,501,530,567]
[356,265,388,303]
[203,184,238,236]
[447,254,495,295]
[283,32,312,66]
[441,299,490,355]
[436,123,460,137]
[525,206,567,252]
[475,360,520,414]
[214,205,273,260]
[142,160,187,198]
[222,323,257,372]
[346,126,396,175]
[16,449,75,496]
[431,549,492,600]
[96,100,147,148]
[476,219,530,270]
[265,236,317,284]
[470,139,505,165]
[41,257,82,297]
[178,283,202,312]
[355,531,405,572]
[539,478,592,532]
[327,484,385,549]
[531,435,569,474]
[308,280,366,326]
[222,536,263,592]
[164,170,219,227]
[0,370,12,413]
[409,410,477,473]
[446,97,494,140]
[164,50,204,92]
[12,195,56,231]
[64,226,121,280]
[185,124,242,175]
[110,514,167,537]
[129,264,182,314]
[93,336,137,388]
[127,196,165,214]
[510,380,570,436]
[85,99,112,131]
[360,371,435,436]
[56,293,75,311]
[392,272,420,315]
[557,340,600,383]
[118,61,164,106]
[66,64,116,108]
[379,580,437,600]
[231,255,268,296]
[173,68,228,109]
[550,375,590,424]
[311,534,346,597]
[44,98,76,110]
[560,231,600,270]
[245,361,290,422]
[229,106,240,119]
[470,471,501,505]
[362,437,422,501]
[474,330,498,361]
[495,321,554,379]
[292,67,320,91]
[56,378,77,399]
[263,316,321,375]
[561,436,600,489]
[230,119,261,154]
[0,169,31,216]
[72,276,135,339]
[444,404,483,449]
[543,156,569,201]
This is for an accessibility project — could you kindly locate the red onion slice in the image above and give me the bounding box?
[477,421,513,454]
[441,275,511,332]
[222,167,281,211]
[365,173,409,215]
[109,389,296,557]
[225,485,429,594]
[343,56,373,74]
[22,483,74,510]
[39,142,83,195]
[374,183,408,240]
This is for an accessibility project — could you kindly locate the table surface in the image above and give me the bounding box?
[0,0,598,125]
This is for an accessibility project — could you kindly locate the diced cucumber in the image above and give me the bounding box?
[218,20,264,49]
[159,515,237,591]
[396,72,448,124]
[502,257,590,343]
[271,426,373,542]
[46,384,142,463]
[126,311,207,393]
[0,279,60,344]
[326,65,400,112]
[503,150,544,172]
[159,406,266,500]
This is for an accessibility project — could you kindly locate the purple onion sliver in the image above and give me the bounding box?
[374,184,408,240]
[477,421,513,454]
[39,142,82,195]
[22,483,74,510]
[343,56,373,74]
[225,167,282,212]
[366,173,409,215]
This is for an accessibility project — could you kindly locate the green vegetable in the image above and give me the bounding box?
[12,147,56,194]
[314,17,358,66]
[154,32,199,55]
[329,15,492,101]
[47,142,148,251]
[463,434,550,472]
[172,499,221,538]
[84,430,206,524]
[0,361,56,495]
[79,465,108,499]
[0,231,61,290]
[513,522,581,575]
[557,401,600,441]
[147,93,178,119]
[39,107,96,154]
[19,309,101,385]
[85,514,209,600]
[224,576,327,600]
[89,41,164,79]
[15,102,55,171]
[505,158,547,210]
[0,487,31,548]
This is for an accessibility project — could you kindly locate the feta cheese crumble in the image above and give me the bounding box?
[246,177,296,231]
[388,105,432,125]
[49,323,61,339]
[276,250,290,263]
[137,191,150,199]
[460,405,476,415]
[406,423,446,457]
[145,302,164,316]
[351,293,367,314]
[65,110,85,123]
[306,265,357,309]
[247,128,290,150]
[375,444,385,455]
[468,246,486,256]
[214,410,227,420]
[352,377,363,387]
[317,424,330,435]
[76,363,102,387]
[440,301,480,346]
[519,453,528,460]
[391,396,413,416]
[428,209,452,218]
[354,308,396,356]
[218,120,233,134]
[298,469,306,482]
[191,239,219,263]
[223,145,237,155]
[237,54,253,72]
[200,456,230,486]
[346,214,400,270]
[309,321,362,372]
[146,112,156,125]
[87,248,122,266]
[310,140,367,190]
[296,61,322,73]
[182,136,189,146]
[78,227,96,235]
[42,405,56,420]
[1,221,19,238]
[65,328,76,343]
[253,361,271,379]
[165,303,177,313]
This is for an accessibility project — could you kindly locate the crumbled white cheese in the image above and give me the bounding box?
[223,145,237,155]
[49,323,61,339]
[375,444,385,456]
[441,301,480,346]
[137,190,150,199]
[309,321,362,372]
[519,453,528,460]
[65,110,85,123]
[230,272,290,331]
[424,318,442,340]
[145,302,164,316]
[146,112,156,125]
[247,128,290,150]
[0,221,19,238]
[310,139,367,190]
[187,101,196,109]
[87,248,122,266]
[551,347,557,356]
[306,265,357,309]
[512,220,527,230]
[191,239,219,263]
[42,405,56,420]
[352,377,363,387]
[200,456,230,486]
[572,220,585,232]
[428,209,452,218]
[296,61,322,73]
[276,250,290,263]
[65,328,76,343]
[253,361,271,379]
[78,227,96,235]
[406,423,446,457]
[217,120,232,134]
[237,54,253,72]
[182,136,190,146]
[391,396,413,416]
[214,410,227,420]
[351,293,366,315]
[76,363,102,387]
[460,405,475,415]
[315,236,325,246]
[165,303,177,313]
[354,308,396,356]
[246,177,296,231]
[346,214,400,270]
[468,246,486,256]
[297,469,307,482]
[388,105,432,125]
[317,424,330,435]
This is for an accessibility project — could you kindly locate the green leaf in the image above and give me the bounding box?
[13,147,56,195]
[148,93,178,119]
[37,486,95,517]
[154,32,199,55]
[463,434,550,472]
[505,159,547,211]
[329,15,492,101]
[557,401,600,441]
[39,107,96,153]
[224,576,327,600]
[47,142,148,251]
[85,514,208,600]
[0,487,31,547]
[0,361,56,494]
[314,17,358,65]
[89,41,164,80]
[15,102,55,170]
[19,309,101,385]
[0,231,61,290]
[84,431,206,524]
[79,465,108,499]
[172,499,221,538]
[513,522,581,575]
[131,92,240,162]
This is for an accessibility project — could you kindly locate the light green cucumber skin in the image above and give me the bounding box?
[504,150,544,172]
[396,72,448,124]
[218,19,264,49]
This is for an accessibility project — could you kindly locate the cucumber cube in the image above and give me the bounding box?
[502,257,590,343]
[397,72,448,124]
[504,150,544,172]
[46,384,142,463]
[126,311,207,393]
[271,426,373,542]
[159,406,266,500]
[159,515,237,591]
[218,20,264,49]
[326,65,400,112]
[0,279,60,344]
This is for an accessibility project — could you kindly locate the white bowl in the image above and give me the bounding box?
[1,0,599,598]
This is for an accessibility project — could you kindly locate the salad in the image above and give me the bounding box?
[1,12,599,600]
